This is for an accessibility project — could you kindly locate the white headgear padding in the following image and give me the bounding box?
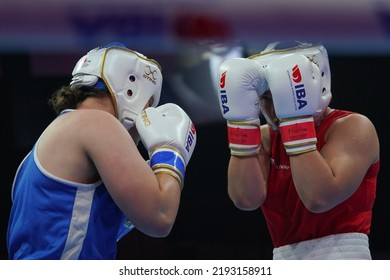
[249,42,332,121]
[70,43,162,130]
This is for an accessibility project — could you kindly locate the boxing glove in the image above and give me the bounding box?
[218,58,267,156]
[265,54,322,155]
[135,103,197,188]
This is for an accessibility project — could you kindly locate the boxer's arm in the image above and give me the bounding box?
[265,53,380,212]
[84,105,195,237]
[290,114,379,213]
[217,58,268,209]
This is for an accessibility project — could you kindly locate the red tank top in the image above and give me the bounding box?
[262,110,380,248]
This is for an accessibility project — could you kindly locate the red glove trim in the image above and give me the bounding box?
[279,117,316,144]
[227,124,261,146]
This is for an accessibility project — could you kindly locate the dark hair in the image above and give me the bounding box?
[48,86,109,115]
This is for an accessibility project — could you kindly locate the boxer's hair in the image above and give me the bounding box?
[48,86,109,115]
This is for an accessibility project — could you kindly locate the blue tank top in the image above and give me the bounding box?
[7,118,134,259]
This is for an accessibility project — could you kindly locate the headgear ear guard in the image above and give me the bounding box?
[70,42,163,130]
[249,42,332,122]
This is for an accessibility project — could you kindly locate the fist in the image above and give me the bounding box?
[136,103,197,187]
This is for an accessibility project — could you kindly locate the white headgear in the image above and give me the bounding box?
[70,42,162,130]
[250,42,332,122]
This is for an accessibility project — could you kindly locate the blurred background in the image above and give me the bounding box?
[1,0,389,259]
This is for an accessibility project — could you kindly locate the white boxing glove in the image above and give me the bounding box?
[265,54,322,155]
[218,58,267,156]
[135,103,197,188]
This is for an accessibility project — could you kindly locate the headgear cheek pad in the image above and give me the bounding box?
[249,43,332,122]
[70,44,162,130]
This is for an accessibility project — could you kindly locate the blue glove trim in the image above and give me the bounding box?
[150,149,185,180]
